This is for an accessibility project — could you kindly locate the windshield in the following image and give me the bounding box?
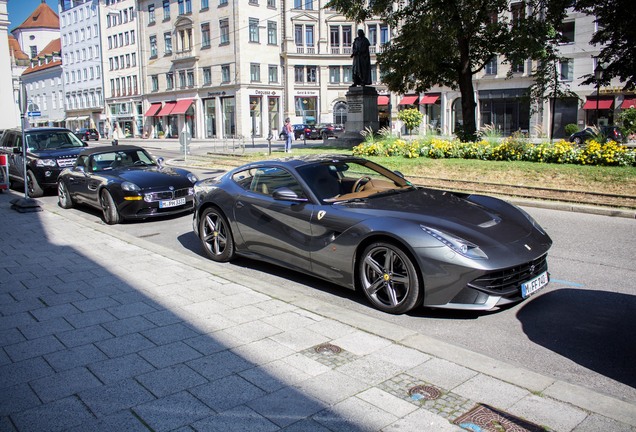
[296,159,412,203]
[26,131,85,151]
[90,149,156,171]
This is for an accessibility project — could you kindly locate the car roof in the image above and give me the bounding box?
[237,154,365,170]
[79,145,146,156]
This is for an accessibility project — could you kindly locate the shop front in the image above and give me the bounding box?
[377,95,390,130]
[420,94,441,134]
[582,96,614,127]
[295,92,318,125]
[479,89,530,136]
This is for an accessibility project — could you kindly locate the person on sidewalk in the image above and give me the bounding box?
[283,118,294,153]
[112,125,120,146]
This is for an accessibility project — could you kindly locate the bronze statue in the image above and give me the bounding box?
[351,29,372,86]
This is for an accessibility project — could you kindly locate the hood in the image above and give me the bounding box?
[31,147,85,158]
[339,188,533,245]
[112,167,194,189]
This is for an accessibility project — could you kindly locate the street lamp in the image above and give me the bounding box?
[594,63,604,127]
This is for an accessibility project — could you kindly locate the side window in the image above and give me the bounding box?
[76,155,89,170]
[231,168,255,190]
[249,167,304,197]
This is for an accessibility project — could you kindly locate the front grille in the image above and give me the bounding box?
[467,254,548,296]
[144,187,192,202]
[57,158,76,168]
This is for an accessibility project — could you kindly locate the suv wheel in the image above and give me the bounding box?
[27,170,44,198]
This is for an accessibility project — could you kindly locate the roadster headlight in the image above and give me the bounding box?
[421,225,488,259]
[121,181,140,192]
[187,172,198,184]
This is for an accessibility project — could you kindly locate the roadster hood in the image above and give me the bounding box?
[114,167,193,189]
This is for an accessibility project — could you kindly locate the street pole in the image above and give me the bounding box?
[594,63,603,128]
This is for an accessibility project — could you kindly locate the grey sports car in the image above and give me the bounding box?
[193,155,552,314]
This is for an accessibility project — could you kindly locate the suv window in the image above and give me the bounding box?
[1,131,21,150]
[25,131,85,151]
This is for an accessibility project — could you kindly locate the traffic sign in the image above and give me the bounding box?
[27,111,41,117]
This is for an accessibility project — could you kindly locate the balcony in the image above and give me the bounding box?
[172,49,199,63]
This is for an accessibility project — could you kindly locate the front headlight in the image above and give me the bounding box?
[421,225,488,259]
[187,172,198,184]
[121,181,140,192]
[36,159,57,167]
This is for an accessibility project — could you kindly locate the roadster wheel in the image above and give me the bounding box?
[100,189,121,225]
[200,207,235,262]
[359,242,421,314]
[57,181,73,209]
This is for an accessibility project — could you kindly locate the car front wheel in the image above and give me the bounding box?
[359,242,422,314]
[26,170,44,198]
[57,181,73,209]
[199,207,235,262]
[100,189,121,224]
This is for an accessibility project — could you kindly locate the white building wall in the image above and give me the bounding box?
[0,0,20,129]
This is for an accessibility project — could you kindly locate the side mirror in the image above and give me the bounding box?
[394,170,405,179]
[272,187,308,202]
[156,157,164,167]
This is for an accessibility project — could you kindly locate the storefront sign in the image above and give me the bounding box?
[600,86,635,95]
[207,91,228,97]
[255,90,276,96]
[296,90,317,96]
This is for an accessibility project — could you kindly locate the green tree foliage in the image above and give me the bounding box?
[575,0,636,90]
[326,0,572,141]
[397,108,423,134]
[618,107,636,136]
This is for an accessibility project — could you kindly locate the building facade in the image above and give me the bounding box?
[59,0,105,135]
[21,39,66,128]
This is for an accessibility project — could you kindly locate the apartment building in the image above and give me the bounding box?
[59,0,105,134]
[21,39,66,128]
[100,0,143,139]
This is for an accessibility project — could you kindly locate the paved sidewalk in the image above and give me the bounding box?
[0,188,635,432]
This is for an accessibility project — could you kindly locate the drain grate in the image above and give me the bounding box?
[314,343,342,354]
[408,385,442,401]
[454,404,547,432]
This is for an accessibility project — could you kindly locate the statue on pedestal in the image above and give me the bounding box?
[351,29,372,87]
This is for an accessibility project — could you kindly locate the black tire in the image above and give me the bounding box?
[199,207,235,262]
[26,170,44,198]
[321,132,328,140]
[100,189,121,224]
[57,181,73,209]
[359,242,422,314]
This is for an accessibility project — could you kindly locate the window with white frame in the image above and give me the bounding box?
[329,66,340,83]
[267,21,277,45]
[220,19,229,44]
[221,64,230,83]
[559,58,573,81]
[201,23,211,48]
[150,35,157,57]
[203,67,211,85]
[164,32,172,54]
[268,65,278,83]
[249,18,259,43]
[250,63,261,82]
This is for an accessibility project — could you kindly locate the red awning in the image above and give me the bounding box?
[582,98,614,110]
[378,95,390,105]
[144,103,162,117]
[420,94,439,104]
[398,95,419,105]
[156,101,176,116]
[171,99,194,115]
[621,97,636,109]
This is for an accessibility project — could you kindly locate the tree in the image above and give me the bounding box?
[397,108,423,134]
[575,0,636,90]
[617,107,636,137]
[327,0,572,141]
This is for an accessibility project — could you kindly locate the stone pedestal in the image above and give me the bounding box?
[332,86,378,148]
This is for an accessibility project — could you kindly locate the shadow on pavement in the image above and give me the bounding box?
[517,288,636,389]
[0,190,367,431]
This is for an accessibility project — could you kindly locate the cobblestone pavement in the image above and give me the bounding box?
[1,188,635,431]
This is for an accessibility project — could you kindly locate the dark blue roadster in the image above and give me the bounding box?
[57,145,198,224]
[193,155,552,314]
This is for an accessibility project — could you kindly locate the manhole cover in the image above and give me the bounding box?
[314,343,342,354]
[454,404,546,432]
[408,385,442,400]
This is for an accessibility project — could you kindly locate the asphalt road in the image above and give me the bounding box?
[25,146,636,406]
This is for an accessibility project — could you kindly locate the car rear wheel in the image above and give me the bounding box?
[57,181,73,209]
[26,170,44,198]
[100,189,121,225]
[359,242,421,314]
[200,207,235,262]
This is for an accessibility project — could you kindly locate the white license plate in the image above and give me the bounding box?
[521,271,549,298]
[159,197,186,208]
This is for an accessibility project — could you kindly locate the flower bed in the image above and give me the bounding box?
[352,135,636,167]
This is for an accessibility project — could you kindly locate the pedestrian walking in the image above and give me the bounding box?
[112,125,120,146]
[283,118,294,153]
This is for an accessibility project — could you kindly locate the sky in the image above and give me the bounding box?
[7,0,59,32]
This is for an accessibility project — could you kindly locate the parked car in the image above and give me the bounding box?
[75,128,100,141]
[569,126,625,145]
[57,145,198,224]
[278,124,322,141]
[192,155,552,314]
[316,123,345,139]
[0,127,88,197]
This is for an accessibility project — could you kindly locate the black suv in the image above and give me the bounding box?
[569,126,625,145]
[0,128,88,197]
[76,128,100,141]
